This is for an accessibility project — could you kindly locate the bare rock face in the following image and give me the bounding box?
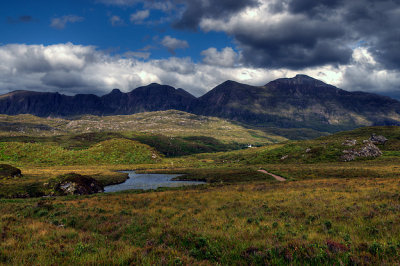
[342,141,382,162]
[52,173,104,195]
[0,164,22,178]
[370,133,388,145]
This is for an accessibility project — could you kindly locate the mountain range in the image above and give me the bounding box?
[1,74,400,133]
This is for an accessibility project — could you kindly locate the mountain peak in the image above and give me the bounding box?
[148,82,163,87]
[110,88,122,94]
[266,74,328,88]
[294,74,315,80]
[219,80,244,87]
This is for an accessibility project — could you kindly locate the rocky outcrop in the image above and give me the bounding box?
[342,139,357,146]
[51,173,104,195]
[341,141,382,162]
[0,164,22,178]
[370,133,388,145]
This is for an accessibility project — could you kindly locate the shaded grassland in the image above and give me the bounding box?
[1,178,400,264]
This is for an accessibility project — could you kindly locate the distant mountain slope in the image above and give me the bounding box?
[1,75,400,132]
[192,75,400,132]
[101,84,196,114]
[0,83,195,117]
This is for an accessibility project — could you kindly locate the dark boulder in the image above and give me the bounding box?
[0,164,22,178]
[51,173,104,195]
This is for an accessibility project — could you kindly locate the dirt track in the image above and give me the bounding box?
[258,169,286,182]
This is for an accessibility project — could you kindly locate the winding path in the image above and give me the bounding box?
[258,169,286,182]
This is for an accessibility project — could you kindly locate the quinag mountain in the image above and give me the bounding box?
[1,74,400,132]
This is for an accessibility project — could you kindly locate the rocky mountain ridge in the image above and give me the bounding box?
[1,75,400,132]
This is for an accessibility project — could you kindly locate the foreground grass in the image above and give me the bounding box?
[1,178,400,264]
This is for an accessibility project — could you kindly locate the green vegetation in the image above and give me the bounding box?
[0,139,160,166]
[191,126,397,166]
[0,112,400,264]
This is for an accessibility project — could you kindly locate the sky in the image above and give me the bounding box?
[0,0,399,98]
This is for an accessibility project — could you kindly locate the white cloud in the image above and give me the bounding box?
[161,36,189,54]
[201,47,238,67]
[0,43,399,98]
[50,15,84,29]
[340,48,400,94]
[130,10,150,23]
[110,15,124,26]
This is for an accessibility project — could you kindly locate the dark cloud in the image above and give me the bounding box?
[41,71,87,89]
[284,0,400,70]
[7,15,36,24]
[173,0,259,29]
[288,0,344,16]
[170,0,400,71]
[235,16,352,69]
[342,1,400,70]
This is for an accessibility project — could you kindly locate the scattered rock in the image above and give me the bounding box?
[51,173,104,195]
[305,148,311,153]
[342,139,357,146]
[281,155,289,160]
[0,164,22,178]
[370,133,388,145]
[341,141,382,162]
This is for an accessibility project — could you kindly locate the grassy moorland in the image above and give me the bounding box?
[1,178,400,264]
[1,113,400,264]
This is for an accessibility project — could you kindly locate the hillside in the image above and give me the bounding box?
[194,126,399,166]
[193,75,400,132]
[0,110,283,144]
[1,75,400,133]
[0,110,286,158]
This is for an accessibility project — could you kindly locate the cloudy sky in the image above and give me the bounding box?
[0,0,399,98]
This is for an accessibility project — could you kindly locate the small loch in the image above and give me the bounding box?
[104,171,205,193]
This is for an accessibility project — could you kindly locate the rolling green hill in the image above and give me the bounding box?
[194,126,399,165]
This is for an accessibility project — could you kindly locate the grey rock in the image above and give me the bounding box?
[370,133,388,145]
[341,141,382,162]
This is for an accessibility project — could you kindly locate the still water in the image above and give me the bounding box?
[104,171,205,193]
